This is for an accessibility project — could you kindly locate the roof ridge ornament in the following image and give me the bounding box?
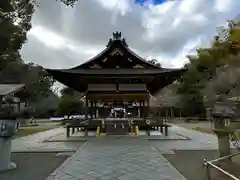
[113,31,121,40]
[106,31,128,47]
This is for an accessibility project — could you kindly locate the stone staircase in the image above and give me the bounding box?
[105,122,129,135]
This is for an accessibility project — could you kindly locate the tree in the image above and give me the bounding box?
[177,19,240,116]
[0,0,79,66]
[60,86,83,98]
[0,0,79,116]
[0,62,55,103]
[56,96,84,116]
[0,0,34,70]
[0,0,79,70]
[57,86,84,116]
[61,87,75,97]
[0,1,55,104]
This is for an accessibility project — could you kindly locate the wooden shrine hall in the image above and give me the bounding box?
[46,31,186,136]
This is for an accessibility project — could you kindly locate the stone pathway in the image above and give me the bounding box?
[150,124,236,154]
[10,124,234,180]
[46,137,187,180]
[12,128,82,152]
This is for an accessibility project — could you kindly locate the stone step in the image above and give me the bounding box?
[106,124,129,135]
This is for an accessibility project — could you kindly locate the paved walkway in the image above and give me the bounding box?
[10,124,234,180]
[46,137,187,180]
[11,124,225,153]
[150,125,234,154]
[12,128,81,152]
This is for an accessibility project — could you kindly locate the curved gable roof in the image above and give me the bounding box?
[0,84,25,96]
[72,31,161,69]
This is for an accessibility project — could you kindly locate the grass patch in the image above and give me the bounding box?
[14,127,57,138]
[192,127,215,134]
[20,124,40,127]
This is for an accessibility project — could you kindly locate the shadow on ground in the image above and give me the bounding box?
[0,152,68,180]
[164,150,240,180]
[164,150,219,180]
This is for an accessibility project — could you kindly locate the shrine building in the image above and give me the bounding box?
[45,32,186,135]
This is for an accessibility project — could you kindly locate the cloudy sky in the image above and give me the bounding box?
[21,0,240,69]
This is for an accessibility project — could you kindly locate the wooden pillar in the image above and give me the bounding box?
[96,108,99,118]
[164,126,168,136]
[85,95,88,120]
[94,101,97,119]
[170,107,173,118]
[90,100,93,119]
[147,98,150,118]
[66,126,70,138]
[138,101,141,118]
[0,96,2,108]
[143,100,145,118]
[160,126,163,133]
[140,101,142,118]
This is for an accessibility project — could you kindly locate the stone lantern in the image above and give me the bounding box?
[211,100,237,157]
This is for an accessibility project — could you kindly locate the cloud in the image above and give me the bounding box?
[21,0,240,68]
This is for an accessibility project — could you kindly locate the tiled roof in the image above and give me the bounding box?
[0,84,25,96]
[47,68,185,75]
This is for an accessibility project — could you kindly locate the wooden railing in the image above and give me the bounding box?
[204,152,240,180]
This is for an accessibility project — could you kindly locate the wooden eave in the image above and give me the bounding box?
[87,92,149,100]
[45,32,187,94]
[45,68,186,94]
[46,68,185,76]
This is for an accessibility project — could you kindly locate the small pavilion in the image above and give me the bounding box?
[0,84,27,114]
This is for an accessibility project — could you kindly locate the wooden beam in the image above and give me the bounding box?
[87,93,149,100]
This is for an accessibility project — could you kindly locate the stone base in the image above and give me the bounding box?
[27,123,39,126]
[0,162,17,172]
[0,138,16,173]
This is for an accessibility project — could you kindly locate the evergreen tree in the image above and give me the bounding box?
[177,19,240,116]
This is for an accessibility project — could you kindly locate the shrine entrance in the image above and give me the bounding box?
[86,92,149,120]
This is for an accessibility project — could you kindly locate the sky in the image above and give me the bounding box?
[21,0,240,69]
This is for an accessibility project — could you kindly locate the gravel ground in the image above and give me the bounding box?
[173,121,213,130]
[164,150,240,180]
[0,152,69,180]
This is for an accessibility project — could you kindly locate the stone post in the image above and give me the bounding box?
[0,138,16,171]
[212,101,235,158]
[212,118,231,157]
[0,119,18,172]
